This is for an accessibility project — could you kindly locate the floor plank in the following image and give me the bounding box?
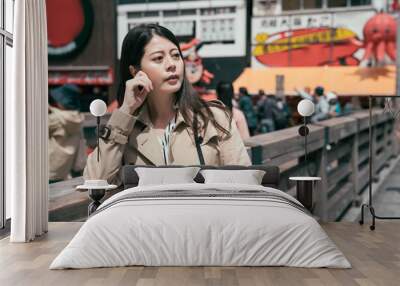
[0,222,399,286]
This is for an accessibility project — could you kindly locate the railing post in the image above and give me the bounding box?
[392,118,399,158]
[371,112,378,180]
[351,131,360,206]
[393,116,400,156]
[383,115,390,164]
[251,146,263,165]
[314,127,329,222]
[385,116,396,160]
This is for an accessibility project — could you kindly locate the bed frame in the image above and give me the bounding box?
[122,165,280,189]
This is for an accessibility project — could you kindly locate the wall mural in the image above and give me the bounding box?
[251,10,396,67]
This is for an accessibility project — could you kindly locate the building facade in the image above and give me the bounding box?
[47,0,117,110]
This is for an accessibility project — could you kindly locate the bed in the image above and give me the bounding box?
[50,165,350,269]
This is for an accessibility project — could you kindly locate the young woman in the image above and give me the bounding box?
[84,24,251,186]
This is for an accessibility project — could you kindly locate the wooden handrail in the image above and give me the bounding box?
[245,109,397,222]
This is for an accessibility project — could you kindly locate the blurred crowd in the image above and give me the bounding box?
[295,86,352,123]
[216,83,353,140]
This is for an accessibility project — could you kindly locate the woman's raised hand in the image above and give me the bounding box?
[120,70,154,115]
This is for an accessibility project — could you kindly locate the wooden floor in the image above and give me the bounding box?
[0,222,399,286]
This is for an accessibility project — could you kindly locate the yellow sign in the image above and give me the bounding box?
[253,28,357,56]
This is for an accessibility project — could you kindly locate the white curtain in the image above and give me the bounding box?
[7,0,48,242]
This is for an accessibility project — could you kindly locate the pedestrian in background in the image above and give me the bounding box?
[311,86,330,123]
[48,84,84,183]
[216,81,250,140]
[238,87,257,135]
[326,91,342,117]
[257,94,277,133]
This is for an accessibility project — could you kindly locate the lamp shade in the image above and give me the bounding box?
[297,99,315,117]
[90,99,107,117]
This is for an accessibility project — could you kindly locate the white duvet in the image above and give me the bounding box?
[50,183,351,269]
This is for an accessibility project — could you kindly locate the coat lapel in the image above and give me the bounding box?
[129,104,165,165]
[133,128,165,165]
[201,121,219,145]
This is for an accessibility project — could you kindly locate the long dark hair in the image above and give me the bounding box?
[117,24,230,135]
[216,81,234,111]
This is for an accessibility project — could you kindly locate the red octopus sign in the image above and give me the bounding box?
[362,13,396,64]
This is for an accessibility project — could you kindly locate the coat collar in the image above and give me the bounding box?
[130,103,189,165]
[129,103,221,165]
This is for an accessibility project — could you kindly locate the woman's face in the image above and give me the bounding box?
[139,35,184,96]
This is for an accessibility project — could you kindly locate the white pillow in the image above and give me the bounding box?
[200,169,266,185]
[135,167,201,186]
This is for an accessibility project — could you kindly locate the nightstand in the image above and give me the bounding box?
[76,180,117,216]
[289,177,321,212]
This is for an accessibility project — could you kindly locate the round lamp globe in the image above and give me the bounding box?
[90,99,107,117]
[297,99,315,117]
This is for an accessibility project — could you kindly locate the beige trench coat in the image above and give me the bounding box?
[83,103,251,186]
[49,106,84,181]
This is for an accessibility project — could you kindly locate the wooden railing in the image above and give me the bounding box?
[245,109,397,222]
